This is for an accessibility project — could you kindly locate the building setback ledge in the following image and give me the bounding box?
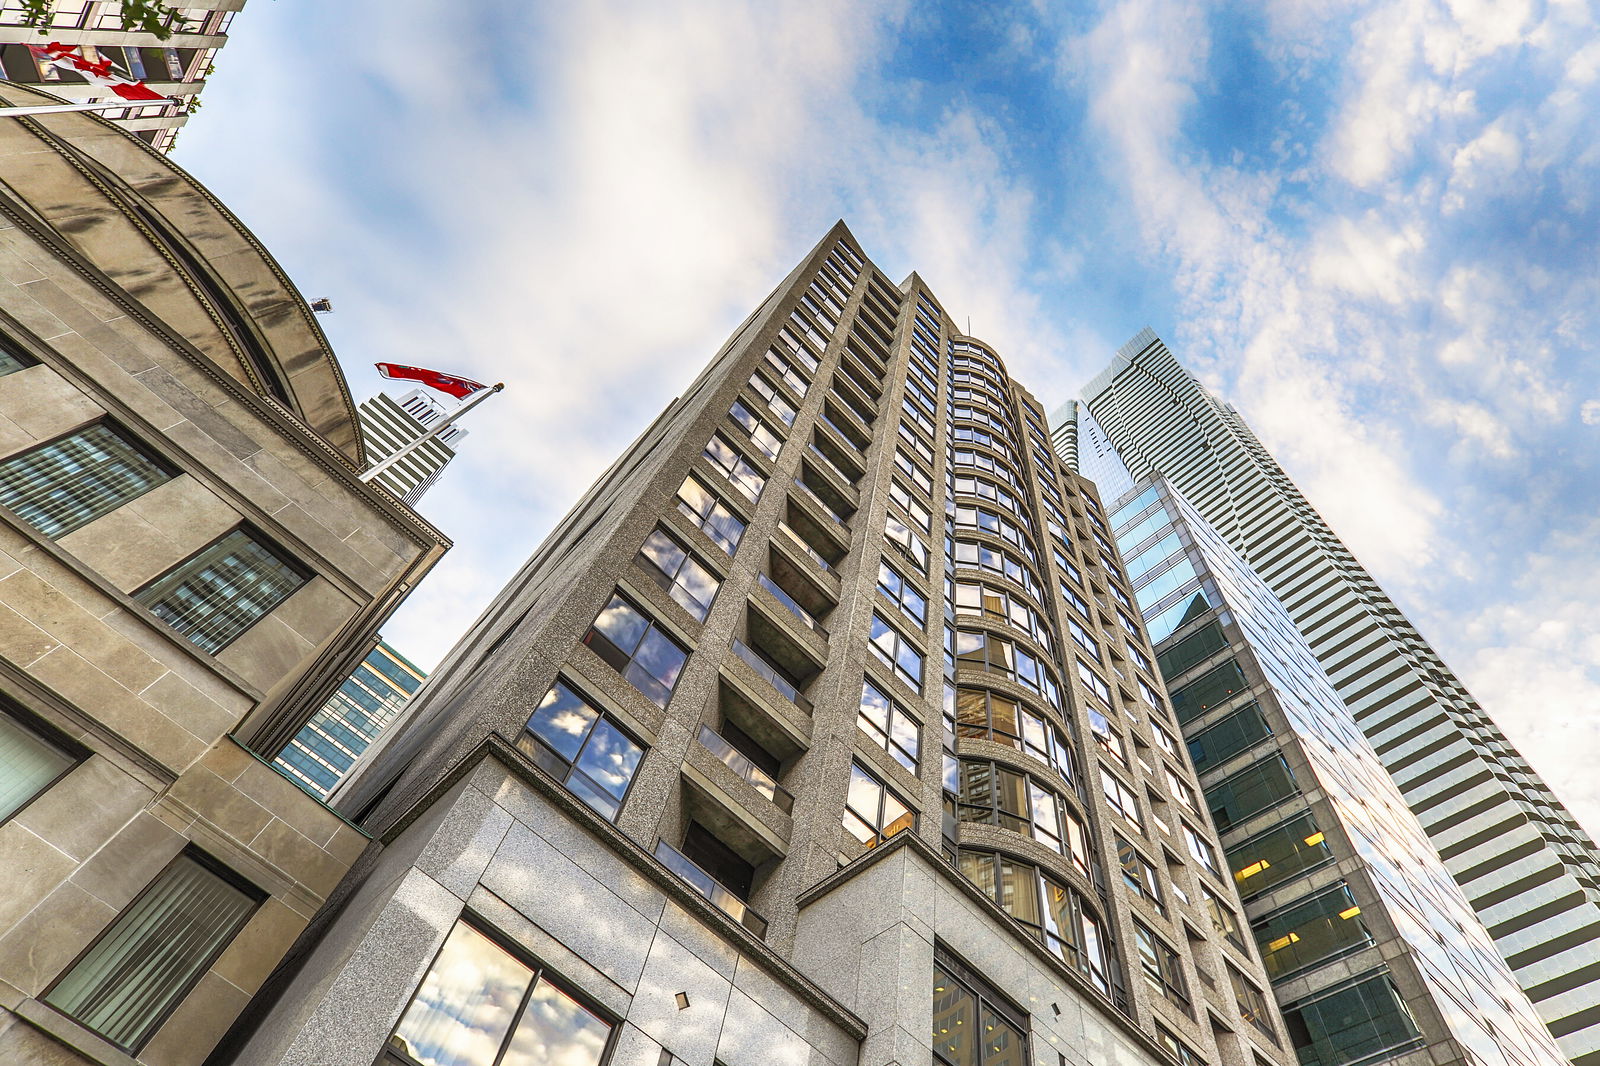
[382,733,869,1043]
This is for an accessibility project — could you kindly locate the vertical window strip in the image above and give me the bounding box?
[0,423,173,537]
[0,709,76,821]
[136,529,307,653]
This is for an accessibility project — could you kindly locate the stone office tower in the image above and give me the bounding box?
[1066,329,1600,1064]
[229,224,1295,1066]
[0,90,447,1065]
[1104,476,1568,1066]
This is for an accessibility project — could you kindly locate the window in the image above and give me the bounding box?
[1155,1024,1205,1066]
[384,920,611,1066]
[959,852,1109,994]
[952,687,1076,788]
[1204,755,1299,829]
[1170,659,1249,723]
[728,399,783,460]
[953,580,1054,650]
[1088,707,1127,768]
[1258,883,1372,977]
[702,434,764,502]
[518,679,645,821]
[1227,813,1334,897]
[1157,620,1227,677]
[954,629,1060,705]
[889,480,932,532]
[675,475,745,555]
[0,422,174,538]
[956,760,1073,856]
[869,613,923,692]
[1281,970,1421,1066]
[1151,718,1179,758]
[1127,642,1153,673]
[1118,837,1164,913]
[763,346,809,396]
[1076,659,1112,705]
[0,338,35,377]
[1134,922,1189,1013]
[135,528,307,653]
[1067,617,1099,659]
[583,591,689,708]
[1165,769,1199,814]
[859,678,919,772]
[1183,823,1221,876]
[636,527,719,621]
[0,705,78,823]
[1229,963,1276,1038]
[843,760,914,847]
[885,513,929,573]
[877,560,928,628]
[45,850,260,1052]
[933,947,1028,1066]
[1187,702,1272,770]
[747,371,797,426]
[1101,767,1141,827]
[1200,884,1245,948]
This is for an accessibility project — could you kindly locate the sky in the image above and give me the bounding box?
[178,0,1600,839]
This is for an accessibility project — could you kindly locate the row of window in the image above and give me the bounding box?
[0,420,309,653]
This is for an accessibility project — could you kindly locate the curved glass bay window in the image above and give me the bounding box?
[384,921,611,1066]
[518,679,645,821]
[953,687,1077,789]
[954,629,1060,706]
[0,421,173,537]
[583,591,689,708]
[958,850,1112,996]
[956,759,1087,866]
[952,580,1055,652]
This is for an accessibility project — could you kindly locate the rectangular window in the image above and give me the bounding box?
[702,434,765,502]
[877,560,928,628]
[1281,970,1421,1066]
[869,612,923,693]
[1101,767,1141,827]
[1157,620,1228,677]
[1077,659,1112,704]
[584,591,689,708]
[1183,822,1221,876]
[135,528,307,653]
[1254,883,1371,980]
[636,527,720,621]
[885,513,929,573]
[675,474,745,555]
[843,760,914,847]
[384,921,611,1066]
[0,339,35,377]
[1155,1024,1205,1066]
[1068,617,1100,659]
[1226,813,1333,897]
[1165,768,1199,814]
[747,370,797,426]
[859,678,919,772]
[518,679,645,821]
[728,399,783,460]
[1170,659,1249,723]
[1204,754,1299,829]
[0,704,78,823]
[1201,884,1245,948]
[45,851,260,1052]
[933,947,1028,1066]
[1134,921,1190,1013]
[0,422,173,537]
[1229,963,1277,1039]
[1187,701,1271,770]
[1119,836,1164,913]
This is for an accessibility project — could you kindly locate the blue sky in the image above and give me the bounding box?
[178,0,1600,837]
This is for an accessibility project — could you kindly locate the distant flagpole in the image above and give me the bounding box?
[358,382,504,485]
[0,98,180,118]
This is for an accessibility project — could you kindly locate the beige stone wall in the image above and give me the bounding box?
[0,93,446,1066]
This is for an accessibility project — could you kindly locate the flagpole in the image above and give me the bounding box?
[0,99,180,118]
[358,382,504,485]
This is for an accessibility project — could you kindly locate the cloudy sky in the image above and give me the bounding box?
[178,0,1600,837]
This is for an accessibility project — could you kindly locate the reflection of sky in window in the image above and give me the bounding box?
[500,978,609,1066]
[573,720,641,800]
[392,924,530,1066]
[527,684,597,761]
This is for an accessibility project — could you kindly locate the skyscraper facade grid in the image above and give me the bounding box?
[1068,329,1600,1064]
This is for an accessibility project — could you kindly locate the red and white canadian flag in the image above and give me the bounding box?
[27,43,168,103]
[375,363,489,400]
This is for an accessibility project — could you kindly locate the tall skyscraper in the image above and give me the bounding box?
[1105,475,1566,1066]
[0,1,242,152]
[224,224,1295,1066]
[273,640,427,799]
[0,89,447,1065]
[1065,328,1600,1064]
[357,387,467,505]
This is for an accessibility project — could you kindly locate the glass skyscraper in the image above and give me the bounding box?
[1061,328,1600,1064]
[1105,475,1565,1066]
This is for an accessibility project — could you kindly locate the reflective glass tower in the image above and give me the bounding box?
[1105,475,1567,1066]
[1063,329,1600,1064]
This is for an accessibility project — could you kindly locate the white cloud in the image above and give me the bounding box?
[1581,399,1600,424]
